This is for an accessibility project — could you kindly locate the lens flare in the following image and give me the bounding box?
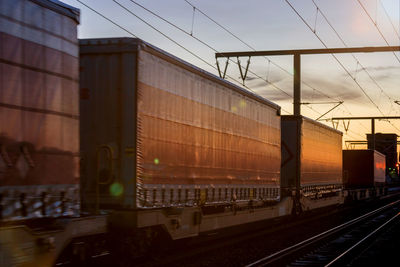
[154,158,160,165]
[110,182,124,197]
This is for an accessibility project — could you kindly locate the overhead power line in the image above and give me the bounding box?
[183,0,345,105]
[121,0,292,98]
[75,0,137,37]
[284,0,400,133]
[356,0,400,63]
[310,0,399,132]
[378,0,400,40]
[181,0,361,119]
[75,0,292,114]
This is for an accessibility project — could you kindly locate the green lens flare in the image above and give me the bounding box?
[110,183,124,197]
[154,158,160,165]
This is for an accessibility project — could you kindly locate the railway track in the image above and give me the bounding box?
[247,199,400,267]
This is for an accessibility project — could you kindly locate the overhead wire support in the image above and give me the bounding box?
[190,5,196,36]
[237,57,251,85]
[284,0,400,132]
[315,101,343,121]
[216,58,229,79]
[216,46,400,116]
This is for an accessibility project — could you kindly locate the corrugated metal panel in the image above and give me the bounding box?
[301,117,343,186]
[0,0,80,220]
[136,49,281,207]
[281,116,343,196]
[79,38,281,211]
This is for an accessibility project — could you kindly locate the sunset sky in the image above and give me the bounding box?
[64,0,400,147]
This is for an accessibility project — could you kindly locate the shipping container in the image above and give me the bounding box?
[367,133,397,174]
[343,149,385,188]
[281,116,343,196]
[79,38,281,211]
[0,0,80,220]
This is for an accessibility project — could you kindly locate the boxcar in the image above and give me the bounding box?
[281,116,343,201]
[79,38,284,238]
[0,0,80,219]
[343,149,386,188]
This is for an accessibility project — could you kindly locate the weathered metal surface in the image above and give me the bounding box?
[0,0,80,220]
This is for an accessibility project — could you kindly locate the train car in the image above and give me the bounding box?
[0,0,80,219]
[0,1,106,266]
[343,149,386,188]
[281,116,344,211]
[343,149,387,200]
[79,38,289,241]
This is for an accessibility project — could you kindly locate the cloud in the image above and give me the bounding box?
[339,65,400,81]
[251,75,364,102]
[364,66,400,72]
[302,77,363,101]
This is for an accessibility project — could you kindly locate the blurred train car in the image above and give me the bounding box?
[0,0,80,220]
[0,1,106,266]
[79,38,287,240]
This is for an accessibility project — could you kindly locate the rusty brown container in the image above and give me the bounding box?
[0,0,80,220]
[281,116,343,196]
[79,38,281,211]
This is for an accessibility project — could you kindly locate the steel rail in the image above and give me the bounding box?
[246,199,400,267]
[325,211,400,266]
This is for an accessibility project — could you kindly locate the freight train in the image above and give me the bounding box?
[0,0,396,265]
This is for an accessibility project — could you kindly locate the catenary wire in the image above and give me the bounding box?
[379,0,400,39]
[75,0,292,114]
[356,0,400,63]
[285,0,400,133]
[120,0,292,98]
[181,0,373,123]
[311,0,400,132]
[183,0,346,104]
[120,0,346,118]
